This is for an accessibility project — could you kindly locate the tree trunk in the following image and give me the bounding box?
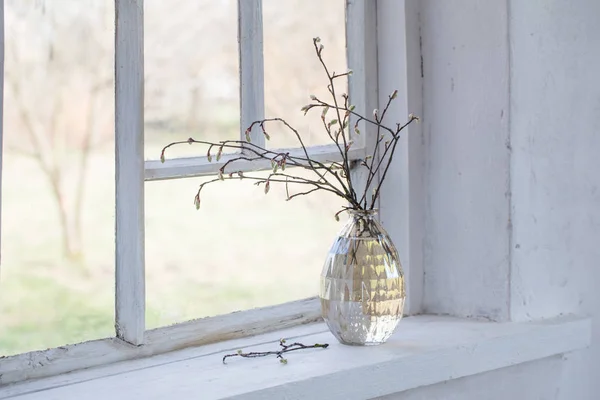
[48,172,82,262]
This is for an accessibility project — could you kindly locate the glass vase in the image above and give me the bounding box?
[319,209,405,345]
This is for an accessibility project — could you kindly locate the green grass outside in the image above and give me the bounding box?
[0,140,344,356]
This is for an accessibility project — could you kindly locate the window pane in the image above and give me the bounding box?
[145,168,345,327]
[144,0,240,161]
[0,0,115,356]
[263,0,347,149]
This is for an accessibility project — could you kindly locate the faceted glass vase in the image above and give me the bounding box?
[319,209,405,345]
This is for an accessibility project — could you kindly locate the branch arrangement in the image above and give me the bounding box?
[161,37,419,219]
[222,339,329,364]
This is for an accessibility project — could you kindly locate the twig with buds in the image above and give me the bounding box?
[222,339,329,365]
[160,37,419,219]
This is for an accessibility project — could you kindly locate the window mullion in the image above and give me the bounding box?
[238,0,265,150]
[377,0,424,315]
[144,144,364,181]
[115,0,145,346]
[347,0,378,205]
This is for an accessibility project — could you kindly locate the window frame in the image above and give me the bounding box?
[0,0,424,386]
[123,0,374,347]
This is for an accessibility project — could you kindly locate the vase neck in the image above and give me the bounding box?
[347,209,378,220]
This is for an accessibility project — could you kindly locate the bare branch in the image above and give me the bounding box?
[222,339,329,364]
[286,187,320,201]
[161,38,419,214]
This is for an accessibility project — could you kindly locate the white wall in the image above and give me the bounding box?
[391,0,599,398]
[420,0,512,321]
[509,0,600,397]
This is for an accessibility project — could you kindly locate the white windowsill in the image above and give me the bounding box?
[0,315,591,400]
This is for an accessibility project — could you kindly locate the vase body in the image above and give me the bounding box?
[319,209,405,345]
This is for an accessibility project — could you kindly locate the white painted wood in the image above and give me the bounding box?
[346,0,378,203]
[238,0,265,148]
[377,0,424,315]
[2,315,590,400]
[0,0,4,268]
[0,298,321,387]
[379,356,569,400]
[0,338,138,389]
[0,322,327,396]
[145,144,364,181]
[143,297,321,352]
[507,2,600,398]
[0,321,328,396]
[115,0,145,345]
[420,0,511,321]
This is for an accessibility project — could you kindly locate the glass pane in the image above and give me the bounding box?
[144,0,240,161]
[263,0,347,149]
[0,0,115,356]
[145,168,345,328]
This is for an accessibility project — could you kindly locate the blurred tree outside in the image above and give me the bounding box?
[4,1,114,262]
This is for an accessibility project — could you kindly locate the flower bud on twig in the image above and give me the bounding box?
[409,113,420,122]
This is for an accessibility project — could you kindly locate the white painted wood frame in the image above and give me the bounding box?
[377,0,424,315]
[145,0,372,182]
[0,0,4,268]
[145,145,365,181]
[239,0,265,149]
[346,0,378,204]
[115,0,146,346]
